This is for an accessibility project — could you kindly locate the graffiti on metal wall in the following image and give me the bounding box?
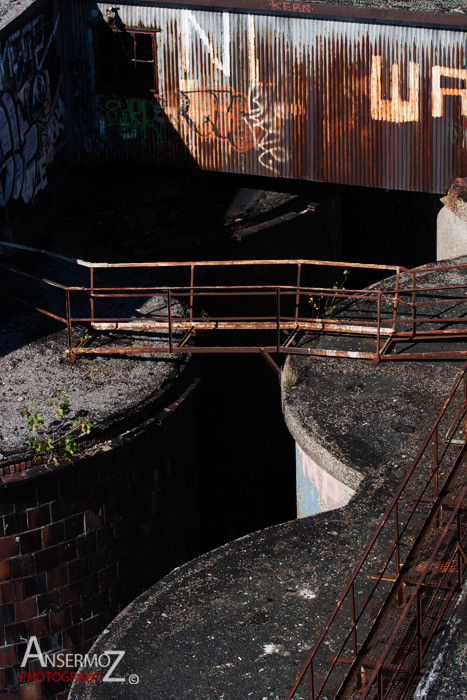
[0,13,59,92]
[180,87,262,153]
[445,118,467,149]
[178,86,287,171]
[268,1,314,12]
[371,56,467,123]
[178,12,289,173]
[92,10,290,174]
[0,13,67,209]
[296,444,355,518]
[105,96,167,142]
[89,7,467,189]
[247,85,288,171]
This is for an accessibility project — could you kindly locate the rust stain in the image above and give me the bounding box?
[73,4,467,191]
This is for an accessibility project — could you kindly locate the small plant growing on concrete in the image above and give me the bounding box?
[20,390,96,466]
[309,268,350,318]
[281,362,300,392]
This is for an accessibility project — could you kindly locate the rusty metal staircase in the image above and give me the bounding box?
[287,362,467,700]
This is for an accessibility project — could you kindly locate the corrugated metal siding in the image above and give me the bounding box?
[69,2,467,193]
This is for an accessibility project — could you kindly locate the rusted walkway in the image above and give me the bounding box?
[3,244,467,369]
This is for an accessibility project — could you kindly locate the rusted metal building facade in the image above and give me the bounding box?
[63,0,467,194]
[1,0,467,235]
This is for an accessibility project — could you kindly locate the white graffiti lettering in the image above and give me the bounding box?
[0,13,66,209]
[371,55,420,122]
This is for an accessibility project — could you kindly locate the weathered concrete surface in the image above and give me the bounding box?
[70,261,467,700]
[413,584,467,700]
[438,184,467,260]
[285,257,467,517]
[0,0,37,29]
[437,207,467,261]
[0,246,189,462]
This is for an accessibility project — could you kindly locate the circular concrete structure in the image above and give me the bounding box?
[0,245,200,700]
[69,259,467,699]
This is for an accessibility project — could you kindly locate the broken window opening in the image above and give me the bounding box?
[95,29,157,93]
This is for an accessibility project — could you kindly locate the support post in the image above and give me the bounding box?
[167,289,173,353]
[90,267,94,323]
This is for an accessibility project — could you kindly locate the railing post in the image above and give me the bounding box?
[309,658,315,700]
[350,581,358,656]
[411,271,417,337]
[90,267,94,323]
[392,267,400,333]
[167,289,173,353]
[375,292,381,361]
[416,591,423,671]
[65,290,72,350]
[189,264,194,322]
[457,510,463,590]
[295,262,301,322]
[394,502,400,575]
[377,669,383,700]
[276,287,281,354]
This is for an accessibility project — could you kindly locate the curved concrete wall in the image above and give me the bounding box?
[295,442,357,518]
[0,375,199,700]
[282,378,363,519]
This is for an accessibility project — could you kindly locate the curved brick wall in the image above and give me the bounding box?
[0,375,200,700]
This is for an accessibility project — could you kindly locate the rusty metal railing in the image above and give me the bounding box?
[286,361,467,700]
[2,243,467,365]
[356,484,467,700]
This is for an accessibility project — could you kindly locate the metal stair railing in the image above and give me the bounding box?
[286,361,467,700]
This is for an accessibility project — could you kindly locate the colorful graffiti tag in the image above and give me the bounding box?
[180,87,263,153]
[0,12,67,210]
[296,444,356,518]
[105,96,167,142]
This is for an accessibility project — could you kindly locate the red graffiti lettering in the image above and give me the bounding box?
[180,88,264,153]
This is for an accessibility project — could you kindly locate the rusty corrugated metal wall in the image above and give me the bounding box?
[66,1,467,193]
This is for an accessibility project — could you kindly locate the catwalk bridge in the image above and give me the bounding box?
[3,242,467,370]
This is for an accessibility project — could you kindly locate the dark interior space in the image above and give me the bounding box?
[341,185,441,269]
[194,350,295,553]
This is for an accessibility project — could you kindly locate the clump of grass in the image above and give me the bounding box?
[309,268,350,318]
[20,390,96,466]
[281,362,300,392]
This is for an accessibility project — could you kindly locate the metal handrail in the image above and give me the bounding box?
[2,243,467,362]
[360,484,467,700]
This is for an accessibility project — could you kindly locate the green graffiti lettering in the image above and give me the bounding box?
[105,97,164,142]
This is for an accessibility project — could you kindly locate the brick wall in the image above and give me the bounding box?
[0,378,199,699]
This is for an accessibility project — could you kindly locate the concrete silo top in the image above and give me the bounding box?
[0,0,39,29]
